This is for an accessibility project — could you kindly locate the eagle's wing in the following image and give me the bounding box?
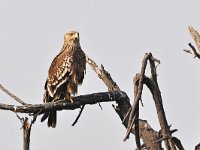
[46,48,73,98]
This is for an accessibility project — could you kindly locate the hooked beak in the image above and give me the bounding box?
[73,32,79,41]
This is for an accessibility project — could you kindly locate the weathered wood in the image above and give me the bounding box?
[0,91,127,114]
[87,55,162,149]
[184,26,200,59]
[189,26,200,53]
[23,118,31,150]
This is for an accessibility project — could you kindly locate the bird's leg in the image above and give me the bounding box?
[70,96,75,103]
[69,96,75,103]
[65,94,74,103]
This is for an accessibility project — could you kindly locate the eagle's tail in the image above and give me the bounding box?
[48,110,57,128]
[41,111,57,128]
[41,86,57,128]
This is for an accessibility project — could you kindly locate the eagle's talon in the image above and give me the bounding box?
[69,96,74,103]
[64,96,74,103]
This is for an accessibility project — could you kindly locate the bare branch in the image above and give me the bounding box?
[124,53,152,141]
[133,74,141,149]
[0,83,27,105]
[15,115,32,150]
[87,54,162,149]
[0,91,127,114]
[144,75,184,150]
[71,105,85,126]
[171,137,184,150]
[86,55,120,91]
[188,43,200,59]
[184,26,200,59]
[189,26,200,53]
[183,49,196,57]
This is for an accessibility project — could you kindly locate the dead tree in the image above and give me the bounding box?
[0,52,186,150]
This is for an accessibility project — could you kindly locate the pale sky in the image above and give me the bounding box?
[0,0,200,149]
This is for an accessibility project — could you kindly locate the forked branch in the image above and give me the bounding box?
[87,55,162,149]
[121,53,184,150]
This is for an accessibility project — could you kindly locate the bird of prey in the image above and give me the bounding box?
[41,31,86,128]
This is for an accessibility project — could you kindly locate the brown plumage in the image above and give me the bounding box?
[41,31,86,128]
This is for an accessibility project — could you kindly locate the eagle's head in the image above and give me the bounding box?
[64,31,80,45]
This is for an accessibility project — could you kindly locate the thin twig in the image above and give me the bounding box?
[16,113,24,125]
[86,55,120,91]
[72,105,85,126]
[154,135,171,143]
[188,43,200,59]
[31,109,43,124]
[98,102,103,110]
[122,107,131,123]
[123,116,136,141]
[0,83,28,105]
[184,26,200,59]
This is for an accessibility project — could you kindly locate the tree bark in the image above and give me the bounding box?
[23,117,31,150]
[0,91,127,114]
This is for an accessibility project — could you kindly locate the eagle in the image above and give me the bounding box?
[41,31,86,128]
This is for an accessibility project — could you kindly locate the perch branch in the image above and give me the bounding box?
[0,91,127,114]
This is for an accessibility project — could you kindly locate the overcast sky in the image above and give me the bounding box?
[0,0,200,149]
